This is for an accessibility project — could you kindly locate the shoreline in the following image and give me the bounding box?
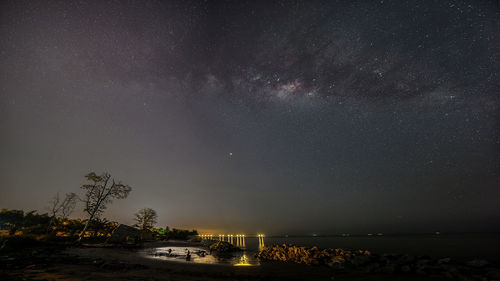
[2,240,499,280]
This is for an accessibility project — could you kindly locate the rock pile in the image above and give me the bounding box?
[257,245,499,280]
[209,241,241,253]
[256,244,370,266]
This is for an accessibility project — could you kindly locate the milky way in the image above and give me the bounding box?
[0,0,499,234]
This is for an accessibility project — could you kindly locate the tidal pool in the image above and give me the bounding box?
[143,246,260,266]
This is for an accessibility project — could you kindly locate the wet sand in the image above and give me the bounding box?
[2,241,442,281]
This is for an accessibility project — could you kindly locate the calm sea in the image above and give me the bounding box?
[243,233,500,262]
[146,233,500,266]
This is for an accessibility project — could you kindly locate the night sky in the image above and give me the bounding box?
[1,0,499,235]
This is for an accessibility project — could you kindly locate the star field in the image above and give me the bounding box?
[0,0,499,234]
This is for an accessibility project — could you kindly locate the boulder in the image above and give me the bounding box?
[257,243,495,281]
[382,264,396,274]
[256,244,371,266]
[415,267,427,276]
[351,255,370,267]
[209,241,241,253]
[437,257,451,264]
[400,265,411,273]
[486,270,500,280]
[466,259,489,268]
[415,258,431,267]
[398,254,415,264]
[364,262,381,273]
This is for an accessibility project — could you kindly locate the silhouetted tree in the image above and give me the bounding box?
[47,192,78,233]
[165,227,198,240]
[88,217,118,237]
[134,208,157,230]
[77,172,131,242]
[22,211,50,234]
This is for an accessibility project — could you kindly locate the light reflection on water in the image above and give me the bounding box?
[143,246,260,266]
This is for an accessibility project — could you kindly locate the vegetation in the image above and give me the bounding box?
[47,192,78,232]
[0,209,50,235]
[163,227,198,240]
[48,192,78,219]
[147,226,198,240]
[78,172,132,242]
[0,208,118,240]
[0,171,198,243]
[134,208,157,230]
[0,207,198,244]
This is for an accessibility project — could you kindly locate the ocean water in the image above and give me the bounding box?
[258,233,500,261]
[144,233,500,266]
[249,233,500,261]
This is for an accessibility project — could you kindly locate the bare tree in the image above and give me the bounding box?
[61,193,78,219]
[47,192,78,233]
[49,192,78,219]
[77,172,132,242]
[134,208,158,230]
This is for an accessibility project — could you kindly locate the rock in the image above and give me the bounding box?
[441,266,460,280]
[257,244,370,266]
[92,258,105,266]
[400,265,411,273]
[209,241,241,253]
[466,259,489,268]
[380,253,399,265]
[255,243,493,281]
[351,255,370,267]
[442,271,454,279]
[327,262,344,269]
[398,254,415,264]
[327,255,346,269]
[382,264,396,274]
[438,257,451,264]
[364,263,381,273]
[415,268,427,276]
[330,256,345,264]
[486,270,500,280]
[415,259,431,266]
